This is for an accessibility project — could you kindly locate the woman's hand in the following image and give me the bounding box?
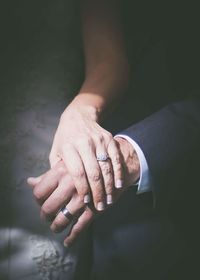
[49,101,124,211]
[47,0,130,212]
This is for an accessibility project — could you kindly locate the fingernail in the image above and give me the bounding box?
[51,225,60,233]
[27,177,35,185]
[52,228,59,233]
[97,202,105,211]
[84,194,91,204]
[64,242,69,248]
[27,177,33,183]
[106,194,113,205]
[116,179,123,189]
[27,176,41,185]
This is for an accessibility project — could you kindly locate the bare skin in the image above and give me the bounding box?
[48,0,130,211]
[27,0,137,246]
[28,137,140,246]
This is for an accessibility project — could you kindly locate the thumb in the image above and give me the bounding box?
[27,175,43,187]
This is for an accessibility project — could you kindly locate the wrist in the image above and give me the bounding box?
[115,137,140,187]
[61,95,101,123]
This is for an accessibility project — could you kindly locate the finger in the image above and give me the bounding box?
[107,139,124,189]
[33,161,66,205]
[96,143,115,205]
[50,193,85,233]
[27,175,44,188]
[40,174,75,221]
[63,207,94,247]
[98,160,114,205]
[77,140,106,211]
[62,143,91,203]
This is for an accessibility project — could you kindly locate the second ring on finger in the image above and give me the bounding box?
[50,194,84,233]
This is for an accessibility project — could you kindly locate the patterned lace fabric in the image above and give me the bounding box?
[0,1,86,279]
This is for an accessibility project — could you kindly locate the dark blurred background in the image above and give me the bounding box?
[0,0,199,279]
[0,1,88,279]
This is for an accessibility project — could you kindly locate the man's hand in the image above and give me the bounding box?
[27,138,140,246]
[114,136,140,187]
[28,161,95,246]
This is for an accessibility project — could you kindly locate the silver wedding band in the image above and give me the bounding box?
[60,206,73,221]
[96,154,109,162]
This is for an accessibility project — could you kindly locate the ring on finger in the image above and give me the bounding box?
[60,206,73,222]
[96,153,109,162]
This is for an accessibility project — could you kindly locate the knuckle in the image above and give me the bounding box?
[105,131,113,141]
[78,189,88,199]
[76,195,84,205]
[94,134,104,144]
[72,168,85,179]
[88,169,101,183]
[101,164,112,176]
[112,155,121,165]
[99,134,104,143]
[78,136,92,147]
[73,186,88,201]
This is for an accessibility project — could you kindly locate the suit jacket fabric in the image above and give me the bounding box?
[116,0,200,213]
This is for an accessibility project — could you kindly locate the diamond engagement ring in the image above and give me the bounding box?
[96,154,109,161]
[60,206,73,221]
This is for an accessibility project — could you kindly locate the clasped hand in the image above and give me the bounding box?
[49,103,125,210]
[28,104,140,246]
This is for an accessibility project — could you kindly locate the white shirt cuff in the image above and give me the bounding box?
[115,134,152,194]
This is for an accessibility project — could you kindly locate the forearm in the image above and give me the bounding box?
[68,0,130,121]
[73,61,129,119]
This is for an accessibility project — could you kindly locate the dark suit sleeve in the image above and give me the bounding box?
[120,94,200,209]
